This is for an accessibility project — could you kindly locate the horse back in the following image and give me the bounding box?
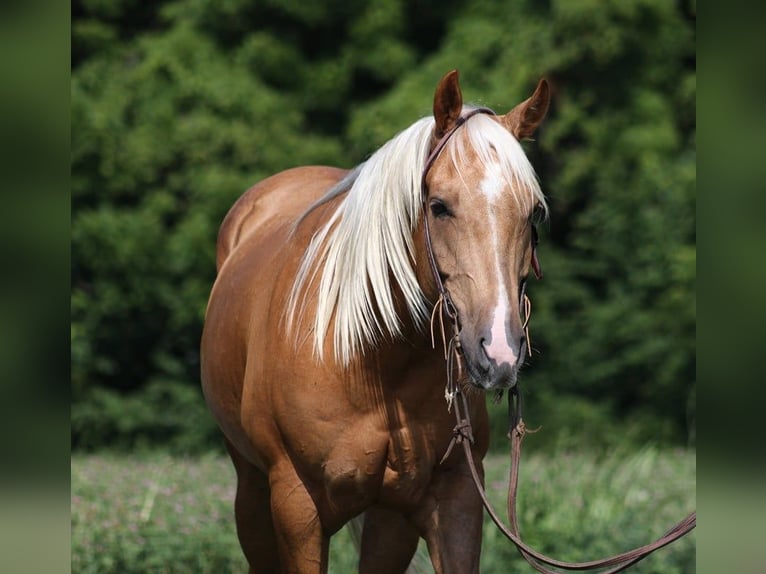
[216,165,348,271]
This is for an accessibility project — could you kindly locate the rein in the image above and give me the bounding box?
[421,111,696,572]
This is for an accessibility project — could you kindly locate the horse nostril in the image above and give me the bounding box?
[477,338,492,370]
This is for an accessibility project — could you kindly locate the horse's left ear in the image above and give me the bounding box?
[433,70,464,139]
[501,78,550,140]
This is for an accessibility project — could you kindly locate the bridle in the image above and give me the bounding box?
[421,107,540,414]
[421,110,696,572]
[421,107,498,332]
[421,108,542,359]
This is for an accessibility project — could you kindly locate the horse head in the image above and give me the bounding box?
[422,71,550,390]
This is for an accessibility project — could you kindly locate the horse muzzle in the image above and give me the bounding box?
[460,334,526,390]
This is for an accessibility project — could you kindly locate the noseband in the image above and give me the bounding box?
[421,110,696,572]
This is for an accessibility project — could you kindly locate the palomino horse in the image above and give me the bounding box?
[201,70,550,573]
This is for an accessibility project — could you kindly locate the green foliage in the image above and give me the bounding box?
[486,391,679,454]
[72,0,695,451]
[72,379,221,453]
[71,453,243,573]
[71,449,695,573]
[479,447,696,574]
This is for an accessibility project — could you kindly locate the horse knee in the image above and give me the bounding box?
[269,469,329,573]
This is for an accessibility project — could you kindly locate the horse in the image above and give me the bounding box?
[200,69,550,574]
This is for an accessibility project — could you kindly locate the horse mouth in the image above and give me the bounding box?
[462,357,519,391]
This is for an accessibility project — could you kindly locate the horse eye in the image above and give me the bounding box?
[429,199,452,219]
[530,203,545,225]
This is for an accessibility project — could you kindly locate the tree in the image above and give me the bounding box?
[71,0,695,450]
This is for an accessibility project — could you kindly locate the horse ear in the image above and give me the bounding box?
[433,70,464,139]
[502,78,550,140]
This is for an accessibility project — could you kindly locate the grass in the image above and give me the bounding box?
[71,447,695,573]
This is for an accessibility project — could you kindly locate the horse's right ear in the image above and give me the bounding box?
[433,70,463,139]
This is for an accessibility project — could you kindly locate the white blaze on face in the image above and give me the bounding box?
[479,164,518,366]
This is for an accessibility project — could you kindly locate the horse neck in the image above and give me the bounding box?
[378,220,442,359]
[411,216,442,316]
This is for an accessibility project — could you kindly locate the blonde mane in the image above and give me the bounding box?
[286,109,547,365]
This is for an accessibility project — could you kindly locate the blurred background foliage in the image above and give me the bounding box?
[71,0,695,453]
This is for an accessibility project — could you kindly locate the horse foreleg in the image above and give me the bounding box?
[358,506,420,574]
[269,463,329,574]
[412,463,484,574]
[225,440,281,574]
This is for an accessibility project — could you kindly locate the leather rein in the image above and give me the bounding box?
[421,109,696,573]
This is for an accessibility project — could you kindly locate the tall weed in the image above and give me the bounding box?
[72,448,695,573]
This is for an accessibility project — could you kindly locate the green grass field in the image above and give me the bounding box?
[71,447,695,573]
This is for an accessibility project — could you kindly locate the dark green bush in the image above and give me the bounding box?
[72,380,221,454]
[72,0,695,452]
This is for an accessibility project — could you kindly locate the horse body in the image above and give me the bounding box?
[203,163,489,571]
[201,71,550,573]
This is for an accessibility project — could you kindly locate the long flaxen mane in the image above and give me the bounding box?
[286,108,548,365]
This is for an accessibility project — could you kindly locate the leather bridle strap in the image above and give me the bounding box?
[447,385,697,573]
[423,109,696,572]
[421,106,541,329]
[421,107,496,324]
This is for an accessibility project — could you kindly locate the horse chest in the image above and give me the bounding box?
[316,421,438,515]
[380,425,439,507]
